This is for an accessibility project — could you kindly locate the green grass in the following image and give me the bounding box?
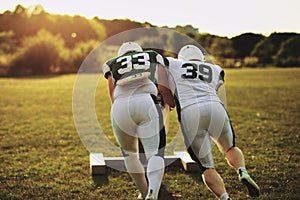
[0,68,299,199]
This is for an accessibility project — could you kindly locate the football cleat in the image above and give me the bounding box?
[239,170,260,197]
[145,189,155,200]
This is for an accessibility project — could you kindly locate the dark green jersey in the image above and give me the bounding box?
[103,50,165,86]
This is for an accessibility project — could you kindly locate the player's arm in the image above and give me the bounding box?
[216,70,227,107]
[217,84,227,107]
[107,75,115,103]
[102,60,115,104]
[157,64,175,109]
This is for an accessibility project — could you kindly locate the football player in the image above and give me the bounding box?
[165,45,260,200]
[102,42,173,200]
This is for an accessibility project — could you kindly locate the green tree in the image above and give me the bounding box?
[251,38,274,65]
[95,18,145,40]
[274,36,300,67]
[174,25,199,39]
[0,31,17,54]
[268,32,299,50]
[13,4,27,17]
[251,32,300,66]
[60,40,99,73]
[196,34,219,51]
[0,4,106,48]
[210,36,235,58]
[9,29,65,75]
[231,33,264,58]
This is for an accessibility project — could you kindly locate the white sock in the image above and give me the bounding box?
[238,167,247,173]
[146,156,165,199]
[220,192,230,200]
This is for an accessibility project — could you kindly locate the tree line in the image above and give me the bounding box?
[0,4,299,76]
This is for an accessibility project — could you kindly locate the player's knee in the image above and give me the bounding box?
[155,147,165,158]
[141,149,158,161]
[121,148,138,158]
[225,145,243,156]
[225,145,235,154]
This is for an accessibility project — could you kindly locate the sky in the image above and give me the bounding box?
[1,0,300,38]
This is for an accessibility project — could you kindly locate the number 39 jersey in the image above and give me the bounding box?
[166,57,224,109]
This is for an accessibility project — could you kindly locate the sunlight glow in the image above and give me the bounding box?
[71,32,77,39]
[1,0,299,37]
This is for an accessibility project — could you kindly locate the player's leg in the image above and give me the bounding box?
[137,95,165,200]
[111,98,148,197]
[139,131,165,199]
[208,102,243,169]
[224,140,260,197]
[210,103,260,197]
[153,94,167,158]
[207,102,242,169]
[186,135,230,199]
[180,104,230,199]
[138,94,167,166]
[225,147,245,171]
[111,122,148,197]
[202,169,230,200]
[225,142,260,197]
[139,130,165,200]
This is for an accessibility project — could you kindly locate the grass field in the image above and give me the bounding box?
[0,68,299,200]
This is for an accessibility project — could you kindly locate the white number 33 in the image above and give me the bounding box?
[117,53,150,74]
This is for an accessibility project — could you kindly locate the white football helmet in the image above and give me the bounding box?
[117,42,143,56]
[178,45,205,61]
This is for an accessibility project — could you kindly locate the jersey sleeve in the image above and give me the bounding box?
[155,53,165,66]
[165,57,176,69]
[146,50,167,66]
[164,57,171,69]
[214,64,224,91]
[102,58,113,79]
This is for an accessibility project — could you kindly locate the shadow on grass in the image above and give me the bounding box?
[91,169,180,199]
[91,174,109,188]
[159,184,177,199]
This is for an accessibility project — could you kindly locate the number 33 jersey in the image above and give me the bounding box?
[166,57,224,109]
[102,50,166,98]
[103,50,165,86]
